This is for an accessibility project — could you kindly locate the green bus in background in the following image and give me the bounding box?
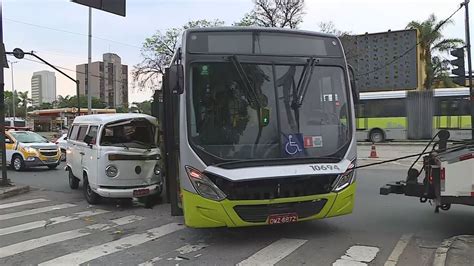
[356,87,471,142]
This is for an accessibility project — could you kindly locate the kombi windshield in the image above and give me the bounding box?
[100,119,157,149]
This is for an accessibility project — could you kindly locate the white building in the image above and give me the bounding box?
[31,70,56,107]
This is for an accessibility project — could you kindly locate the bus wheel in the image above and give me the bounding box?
[369,129,385,143]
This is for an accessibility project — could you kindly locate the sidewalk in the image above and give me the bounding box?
[0,182,30,199]
[433,235,474,266]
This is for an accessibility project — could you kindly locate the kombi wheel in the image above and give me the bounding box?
[12,155,24,171]
[83,176,101,204]
[68,170,79,189]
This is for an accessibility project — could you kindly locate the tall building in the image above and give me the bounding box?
[76,53,128,108]
[31,70,56,107]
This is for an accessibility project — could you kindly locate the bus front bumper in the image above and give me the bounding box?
[182,182,356,228]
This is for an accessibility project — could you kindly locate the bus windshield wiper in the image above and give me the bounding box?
[229,55,262,109]
[291,57,316,130]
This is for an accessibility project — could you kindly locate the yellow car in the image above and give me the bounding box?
[5,130,61,171]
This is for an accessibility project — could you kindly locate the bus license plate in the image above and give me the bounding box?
[133,188,150,197]
[267,213,298,224]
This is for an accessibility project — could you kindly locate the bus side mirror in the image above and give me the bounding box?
[169,64,184,94]
[348,65,359,103]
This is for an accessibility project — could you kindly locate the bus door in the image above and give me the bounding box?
[437,99,461,129]
[162,66,183,216]
[355,102,367,130]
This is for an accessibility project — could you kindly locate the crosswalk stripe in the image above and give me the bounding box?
[0,199,49,210]
[236,238,307,266]
[0,215,143,259]
[0,203,76,221]
[39,223,185,266]
[0,209,108,236]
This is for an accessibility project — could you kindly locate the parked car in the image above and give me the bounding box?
[65,114,163,205]
[55,133,68,161]
[5,130,61,171]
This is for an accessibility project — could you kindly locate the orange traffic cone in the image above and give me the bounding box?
[369,143,378,158]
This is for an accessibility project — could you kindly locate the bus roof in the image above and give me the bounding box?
[184,26,337,39]
[72,113,157,125]
[360,87,470,100]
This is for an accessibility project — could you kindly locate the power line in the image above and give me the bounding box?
[355,5,463,77]
[4,18,143,49]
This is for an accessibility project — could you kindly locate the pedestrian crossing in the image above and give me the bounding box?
[0,196,405,265]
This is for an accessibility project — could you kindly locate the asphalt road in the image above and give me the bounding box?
[2,163,474,265]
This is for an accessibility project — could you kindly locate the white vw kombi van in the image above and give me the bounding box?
[66,113,163,204]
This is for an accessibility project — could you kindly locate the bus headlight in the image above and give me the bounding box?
[105,165,118,177]
[333,160,356,192]
[185,166,226,201]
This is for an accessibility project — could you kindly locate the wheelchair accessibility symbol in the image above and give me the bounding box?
[283,133,304,156]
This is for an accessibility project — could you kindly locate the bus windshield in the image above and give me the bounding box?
[189,62,351,162]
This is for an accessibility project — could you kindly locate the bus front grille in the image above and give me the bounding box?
[206,173,338,200]
[233,199,328,223]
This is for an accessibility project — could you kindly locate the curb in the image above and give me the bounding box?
[0,184,30,200]
[432,235,472,266]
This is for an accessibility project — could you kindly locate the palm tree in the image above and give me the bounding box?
[407,14,464,89]
[17,91,32,118]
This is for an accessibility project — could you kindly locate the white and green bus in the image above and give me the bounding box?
[356,87,471,142]
[159,27,359,228]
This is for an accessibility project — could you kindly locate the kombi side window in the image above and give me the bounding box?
[87,126,98,144]
[77,125,89,142]
[69,125,79,140]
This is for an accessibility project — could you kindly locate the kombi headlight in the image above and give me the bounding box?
[185,166,226,201]
[332,159,357,192]
[105,165,118,177]
[154,165,161,175]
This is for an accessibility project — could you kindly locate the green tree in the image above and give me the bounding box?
[131,100,152,115]
[235,0,305,28]
[318,21,351,37]
[133,19,224,90]
[17,91,32,118]
[55,95,106,109]
[407,14,464,89]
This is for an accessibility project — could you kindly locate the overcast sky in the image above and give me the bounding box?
[3,0,469,103]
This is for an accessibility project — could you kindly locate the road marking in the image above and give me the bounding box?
[384,234,413,266]
[138,256,162,266]
[333,245,379,266]
[0,198,49,210]
[38,223,185,266]
[236,238,307,266]
[0,203,76,221]
[0,209,108,236]
[0,215,143,258]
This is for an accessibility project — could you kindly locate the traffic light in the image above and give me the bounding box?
[450,47,465,86]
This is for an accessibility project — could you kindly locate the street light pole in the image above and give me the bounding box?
[9,60,17,121]
[87,7,92,114]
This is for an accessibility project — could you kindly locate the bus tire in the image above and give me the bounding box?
[83,175,101,205]
[369,129,385,143]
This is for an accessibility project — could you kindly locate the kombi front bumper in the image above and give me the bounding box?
[182,182,356,228]
[96,183,162,198]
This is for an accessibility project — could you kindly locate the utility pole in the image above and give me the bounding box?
[464,0,474,141]
[0,0,8,187]
[9,60,17,121]
[87,7,92,114]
